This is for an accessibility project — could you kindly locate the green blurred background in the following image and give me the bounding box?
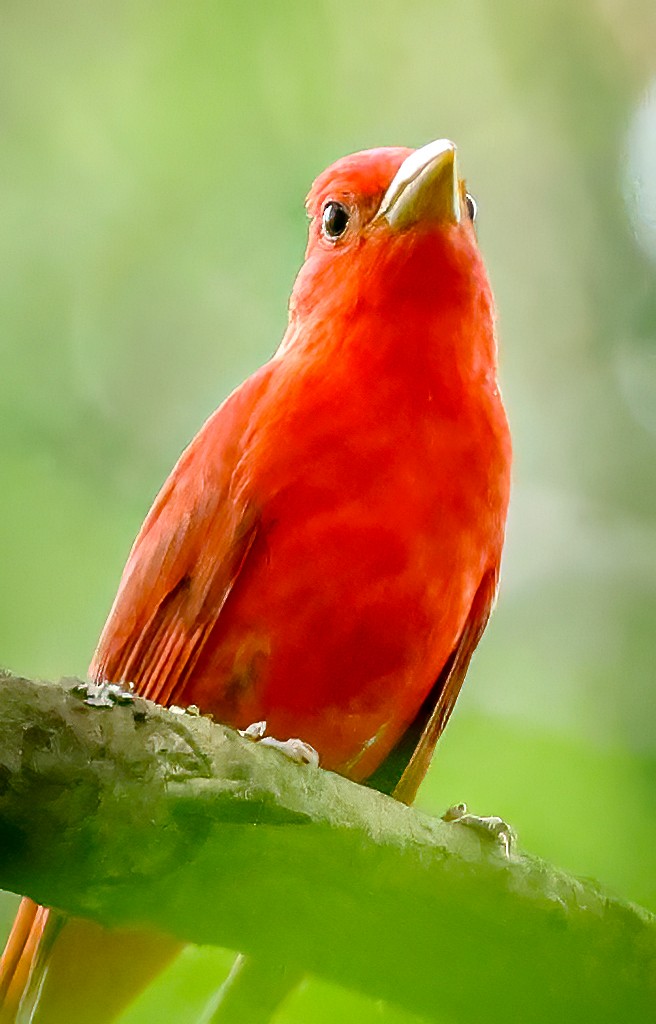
[1,1,655,1021]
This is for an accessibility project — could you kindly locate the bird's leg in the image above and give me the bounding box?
[441,802,516,858]
[238,721,320,767]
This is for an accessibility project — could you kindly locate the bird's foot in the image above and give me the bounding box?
[72,680,135,708]
[238,720,320,767]
[441,802,516,858]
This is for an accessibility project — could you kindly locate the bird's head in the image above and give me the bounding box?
[288,140,492,351]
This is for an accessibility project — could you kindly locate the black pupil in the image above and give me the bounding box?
[322,202,349,238]
[465,193,477,222]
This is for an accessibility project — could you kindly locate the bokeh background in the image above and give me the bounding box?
[1,2,656,1021]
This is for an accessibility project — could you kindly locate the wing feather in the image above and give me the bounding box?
[365,566,499,802]
[89,364,273,706]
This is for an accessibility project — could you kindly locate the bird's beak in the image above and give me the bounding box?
[375,139,460,231]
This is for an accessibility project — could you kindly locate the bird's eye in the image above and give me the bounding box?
[465,192,477,222]
[322,201,350,240]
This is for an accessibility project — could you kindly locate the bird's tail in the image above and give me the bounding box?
[0,899,51,1024]
[0,898,181,1024]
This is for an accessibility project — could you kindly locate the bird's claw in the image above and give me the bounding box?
[239,720,268,740]
[259,736,320,766]
[442,802,516,858]
[238,720,320,767]
[72,680,135,708]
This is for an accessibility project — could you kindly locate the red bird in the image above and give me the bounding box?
[0,139,511,1022]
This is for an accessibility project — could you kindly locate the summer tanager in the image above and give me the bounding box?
[0,139,511,1023]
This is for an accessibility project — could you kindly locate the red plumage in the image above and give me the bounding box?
[91,144,510,782]
[1,140,511,1023]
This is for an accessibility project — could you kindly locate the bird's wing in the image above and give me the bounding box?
[365,566,499,803]
[2,367,276,1024]
[89,363,275,706]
